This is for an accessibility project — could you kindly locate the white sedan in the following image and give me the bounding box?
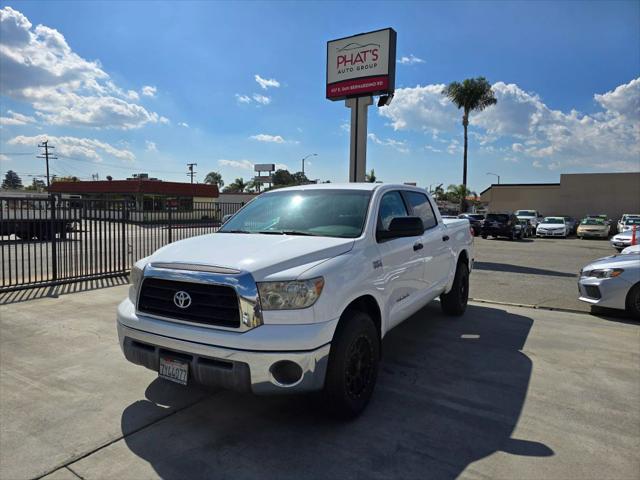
[536,217,568,238]
[618,214,640,233]
[579,253,640,318]
[611,230,637,251]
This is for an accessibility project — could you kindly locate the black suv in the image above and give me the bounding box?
[481,213,521,240]
[458,213,484,236]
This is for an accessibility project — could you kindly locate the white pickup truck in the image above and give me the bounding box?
[117,183,474,416]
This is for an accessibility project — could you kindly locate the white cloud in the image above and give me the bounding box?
[425,145,442,153]
[378,84,458,132]
[218,159,254,170]
[368,133,409,153]
[0,110,36,125]
[235,94,252,104]
[250,134,285,143]
[8,134,136,162]
[141,85,157,97]
[446,139,461,155]
[340,123,350,134]
[532,160,543,168]
[178,122,189,128]
[254,75,280,90]
[398,54,425,65]
[145,140,157,152]
[378,78,640,172]
[0,7,166,129]
[0,154,10,162]
[252,94,271,105]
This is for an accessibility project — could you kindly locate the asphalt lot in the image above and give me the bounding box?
[1,285,638,480]
[470,235,617,312]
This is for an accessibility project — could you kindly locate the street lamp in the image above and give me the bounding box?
[302,153,317,176]
[486,172,500,184]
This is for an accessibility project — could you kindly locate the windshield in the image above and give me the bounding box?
[515,210,536,217]
[486,214,509,222]
[624,218,640,225]
[541,217,565,224]
[219,189,372,238]
[581,218,605,225]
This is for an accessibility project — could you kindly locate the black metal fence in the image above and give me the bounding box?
[0,196,245,291]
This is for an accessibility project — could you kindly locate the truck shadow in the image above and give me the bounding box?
[120,303,552,479]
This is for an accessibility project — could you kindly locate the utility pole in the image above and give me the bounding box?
[301,153,317,176]
[37,140,57,188]
[187,163,197,184]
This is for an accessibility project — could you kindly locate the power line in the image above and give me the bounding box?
[187,163,197,184]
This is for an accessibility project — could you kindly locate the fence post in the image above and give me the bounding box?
[50,194,58,281]
[121,201,127,272]
[168,207,173,243]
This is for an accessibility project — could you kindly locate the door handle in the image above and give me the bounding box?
[413,242,423,251]
[442,235,450,242]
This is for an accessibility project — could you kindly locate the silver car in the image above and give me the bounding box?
[578,253,640,318]
[610,230,636,251]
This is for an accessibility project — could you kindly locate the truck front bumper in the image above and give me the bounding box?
[117,300,335,395]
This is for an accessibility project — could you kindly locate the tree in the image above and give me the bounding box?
[445,184,476,205]
[442,77,497,211]
[52,176,80,183]
[365,169,376,183]
[291,171,309,185]
[1,170,23,189]
[204,171,224,188]
[272,169,294,187]
[106,175,113,181]
[223,177,247,193]
[432,184,445,201]
[25,178,46,192]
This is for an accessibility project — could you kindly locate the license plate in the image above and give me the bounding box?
[159,357,188,385]
[615,242,624,246]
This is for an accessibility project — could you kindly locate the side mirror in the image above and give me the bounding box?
[378,216,424,240]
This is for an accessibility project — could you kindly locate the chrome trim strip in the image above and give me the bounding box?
[150,262,241,275]
[136,263,263,332]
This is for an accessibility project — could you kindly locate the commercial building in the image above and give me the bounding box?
[480,172,640,220]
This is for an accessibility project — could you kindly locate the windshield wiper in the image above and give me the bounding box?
[258,230,318,236]
[219,229,251,234]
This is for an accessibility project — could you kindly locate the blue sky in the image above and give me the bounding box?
[1,1,639,193]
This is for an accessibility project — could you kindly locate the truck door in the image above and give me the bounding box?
[376,190,425,328]
[402,191,452,293]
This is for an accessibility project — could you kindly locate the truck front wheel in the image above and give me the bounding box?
[324,310,379,418]
[440,261,469,316]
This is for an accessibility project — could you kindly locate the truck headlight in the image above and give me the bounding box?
[581,268,624,279]
[257,277,325,310]
[128,264,144,304]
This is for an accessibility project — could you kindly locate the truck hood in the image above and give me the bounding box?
[145,233,355,281]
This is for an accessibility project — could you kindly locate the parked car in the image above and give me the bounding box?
[514,210,543,229]
[611,230,637,252]
[577,218,611,239]
[481,212,521,240]
[578,253,640,319]
[117,183,474,417]
[621,244,640,255]
[617,216,640,234]
[586,214,612,226]
[536,217,568,238]
[458,213,484,236]
[618,214,640,233]
[562,216,578,235]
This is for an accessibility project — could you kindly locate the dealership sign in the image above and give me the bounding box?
[326,28,396,101]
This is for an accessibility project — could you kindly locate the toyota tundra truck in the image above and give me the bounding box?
[117,183,474,416]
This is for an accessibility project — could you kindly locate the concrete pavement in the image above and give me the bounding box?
[1,284,638,480]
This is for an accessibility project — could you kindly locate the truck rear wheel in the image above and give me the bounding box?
[440,260,469,316]
[324,310,379,418]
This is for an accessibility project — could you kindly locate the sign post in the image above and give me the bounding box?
[326,28,396,182]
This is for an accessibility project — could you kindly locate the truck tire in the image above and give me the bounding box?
[440,260,469,316]
[324,310,379,418]
[626,284,640,319]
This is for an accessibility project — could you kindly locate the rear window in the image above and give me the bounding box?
[486,214,509,222]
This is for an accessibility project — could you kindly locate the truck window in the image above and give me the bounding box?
[404,191,437,230]
[377,191,408,231]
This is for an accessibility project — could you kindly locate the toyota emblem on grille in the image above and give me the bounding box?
[173,291,192,309]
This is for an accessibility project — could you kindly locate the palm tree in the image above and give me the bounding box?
[204,171,224,188]
[442,77,497,211]
[223,177,247,193]
[445,184,477,207]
